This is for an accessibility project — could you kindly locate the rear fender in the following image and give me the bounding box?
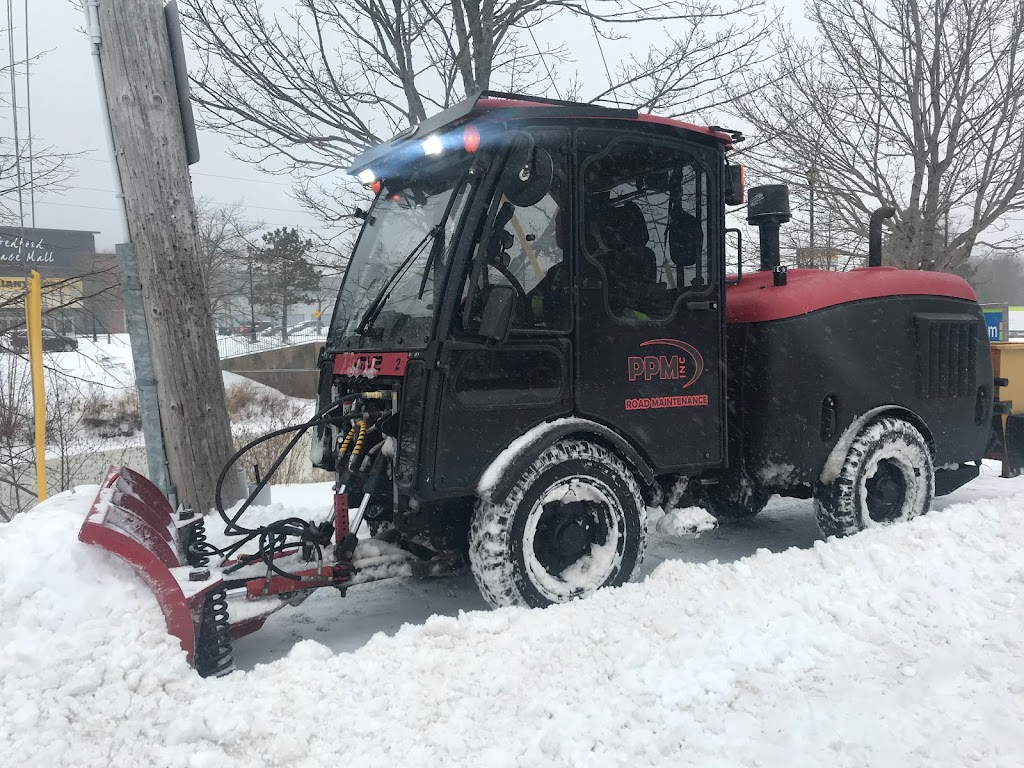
[478,417,655,505]
[819,405,934,484]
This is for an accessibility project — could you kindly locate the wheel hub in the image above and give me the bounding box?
[865,459,907,523]
[534,500,607,574]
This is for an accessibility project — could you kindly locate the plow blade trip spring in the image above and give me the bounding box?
[78,466,244,676]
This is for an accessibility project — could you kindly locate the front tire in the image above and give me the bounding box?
[813,416,934,538]
[469,439,647,608]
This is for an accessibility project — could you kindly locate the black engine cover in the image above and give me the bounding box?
[726,295,992,491]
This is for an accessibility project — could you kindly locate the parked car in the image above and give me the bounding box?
[287,320,323,335]
[235,321,273,335]
[6,328,78,353]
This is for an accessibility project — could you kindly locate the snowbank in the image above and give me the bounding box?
[2,487,1022,767]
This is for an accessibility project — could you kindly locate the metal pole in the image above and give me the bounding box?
[88,1,172,502]
[807,165,817,259]
[84,0,130,243]
[23,0,34,227]
[809,184,816,252]
[316,272,323,335]
[24,269,46,500]
[115,243,173,505]
[248,253,257,343]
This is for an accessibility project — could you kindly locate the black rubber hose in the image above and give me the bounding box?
[214,398,352,530]
[199,392,392,582]
[187,399,357,564]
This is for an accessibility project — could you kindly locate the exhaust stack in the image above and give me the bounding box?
[868,206,896,267]
[747,185,792,271]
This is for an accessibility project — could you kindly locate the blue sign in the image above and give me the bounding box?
[983,306,1007,342]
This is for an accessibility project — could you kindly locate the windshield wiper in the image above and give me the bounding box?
[355,225,441,336]
[416,174,473,300]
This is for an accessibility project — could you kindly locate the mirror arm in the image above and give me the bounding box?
[725,227,743,285]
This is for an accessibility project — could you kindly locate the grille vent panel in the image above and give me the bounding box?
[913,313,978,399]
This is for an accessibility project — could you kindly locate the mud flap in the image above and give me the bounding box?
[986,412,1024,478]
[78,466,234,675]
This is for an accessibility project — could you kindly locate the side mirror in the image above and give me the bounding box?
[725,164,745,206]
[479,284,516,343]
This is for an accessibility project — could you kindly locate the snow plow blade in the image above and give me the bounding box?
[78,466,278,677]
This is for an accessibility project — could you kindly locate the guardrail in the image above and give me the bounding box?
[217,330,327,359]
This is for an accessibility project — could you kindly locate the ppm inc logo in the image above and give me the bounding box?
[626,338,705,389]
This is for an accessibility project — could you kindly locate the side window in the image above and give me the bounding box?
[465,130,570,331]
[583,141,710,321]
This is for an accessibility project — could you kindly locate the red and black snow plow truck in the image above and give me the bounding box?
[80,92,1021,675]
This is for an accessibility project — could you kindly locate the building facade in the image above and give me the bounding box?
[0,227,125,335]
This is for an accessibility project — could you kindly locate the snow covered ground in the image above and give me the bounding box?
[0,334,136,391]
[1,466,1022,767]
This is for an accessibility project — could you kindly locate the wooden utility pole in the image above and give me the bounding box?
[92,0,244,511]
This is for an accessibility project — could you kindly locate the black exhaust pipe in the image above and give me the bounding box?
[868,206,896,267]
[747,185,792,271]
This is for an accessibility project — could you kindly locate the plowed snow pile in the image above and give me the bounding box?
[2,487,1022,767]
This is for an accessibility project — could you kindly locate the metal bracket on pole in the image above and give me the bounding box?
[115,243,174,506]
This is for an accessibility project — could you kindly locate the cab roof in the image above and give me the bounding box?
[348,90,735,176]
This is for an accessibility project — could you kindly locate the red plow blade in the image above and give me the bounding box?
[78,466,280,676]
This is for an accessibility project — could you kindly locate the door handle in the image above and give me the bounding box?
[684,301,718,311]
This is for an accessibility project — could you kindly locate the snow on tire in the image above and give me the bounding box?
[813,416,934,538]
[469,439,647,609]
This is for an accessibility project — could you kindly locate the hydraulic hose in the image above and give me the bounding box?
[196,391,394,582]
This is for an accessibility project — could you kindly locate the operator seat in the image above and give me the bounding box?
[594,202,659,318]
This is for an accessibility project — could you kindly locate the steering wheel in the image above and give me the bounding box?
[493,263,529,305]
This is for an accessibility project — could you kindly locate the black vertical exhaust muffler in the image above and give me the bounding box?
[747,185,792,272]
[868,206,896,267]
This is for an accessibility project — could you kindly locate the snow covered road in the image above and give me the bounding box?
[1,471,1022,766]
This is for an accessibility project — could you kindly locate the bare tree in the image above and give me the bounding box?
[0,28,75,225]
[733,0,1024,275]
[195,198,265,325]
[971,250,1024,304]
[181,0,774,223]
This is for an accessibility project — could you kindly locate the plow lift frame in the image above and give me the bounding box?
[79,466,352,676]
[78,389,405,676]
[79,392,415,678]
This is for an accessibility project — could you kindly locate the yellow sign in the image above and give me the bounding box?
[313,310,321,319]
[0,276,84,308]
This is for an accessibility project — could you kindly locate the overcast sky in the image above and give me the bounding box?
[18,0,323,250]
[13,1,813,252]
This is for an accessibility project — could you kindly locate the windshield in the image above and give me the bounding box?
[330,154,474,348]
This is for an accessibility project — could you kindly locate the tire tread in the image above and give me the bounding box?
[469,439,647,609]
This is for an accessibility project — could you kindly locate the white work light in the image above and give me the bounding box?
[421,134,444,156]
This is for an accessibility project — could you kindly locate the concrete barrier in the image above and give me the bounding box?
[220,341,324,399]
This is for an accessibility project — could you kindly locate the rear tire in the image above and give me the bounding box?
[469,439,647,609]
[813,416,933,538]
